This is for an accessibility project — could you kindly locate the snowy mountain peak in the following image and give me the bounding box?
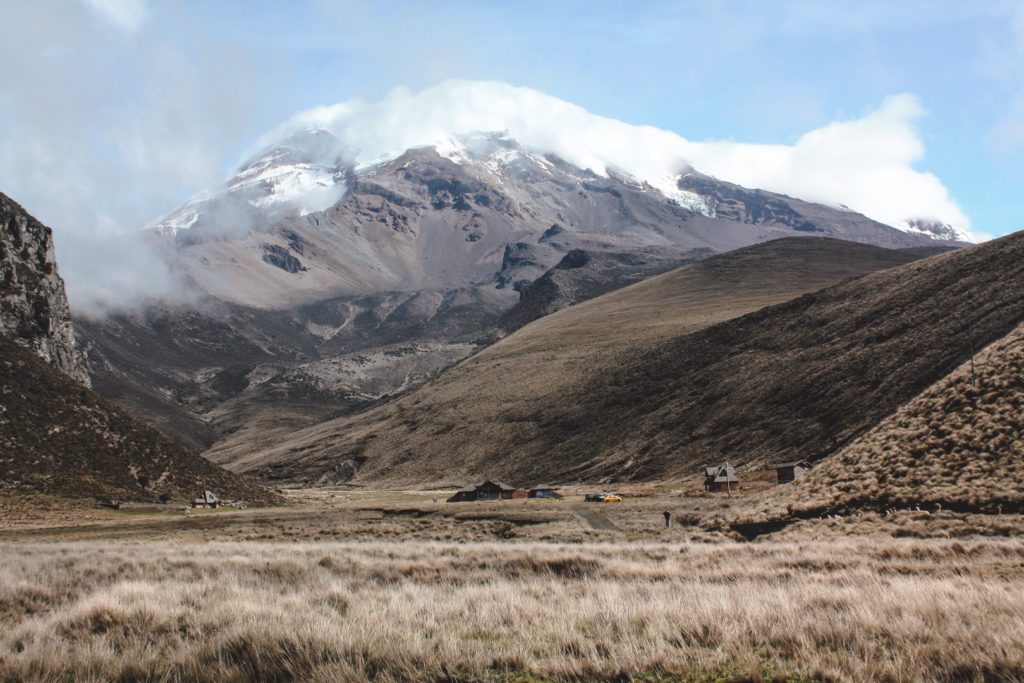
[902,218,971,242]
[148,81,973,242]
[148,130,350,237]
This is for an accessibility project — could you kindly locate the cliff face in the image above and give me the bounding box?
[0,192,90,386]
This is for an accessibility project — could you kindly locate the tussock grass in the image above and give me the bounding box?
[3,539,1024,681]
[754,321,1024,520]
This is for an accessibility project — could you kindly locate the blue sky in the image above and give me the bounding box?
[1,0,1022,240]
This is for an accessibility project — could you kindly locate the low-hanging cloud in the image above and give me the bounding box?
[0,1,273,319]
[265,80,972,238]
[57,232,196,318]
[1,4,977,322]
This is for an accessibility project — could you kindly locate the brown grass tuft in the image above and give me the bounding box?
[3,538,1024,681]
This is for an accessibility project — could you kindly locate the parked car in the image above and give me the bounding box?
[584,492,623,502]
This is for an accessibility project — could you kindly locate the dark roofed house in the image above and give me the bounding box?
[775,460,813,484]
[192,490,220,509]
[703,464,739,492]
[528,486,562,499]
[448,482,484,503]
[447,480,528,502]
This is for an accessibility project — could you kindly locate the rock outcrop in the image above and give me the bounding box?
[0,192,90,386]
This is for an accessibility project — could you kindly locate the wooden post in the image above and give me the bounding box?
[970,330,977,387]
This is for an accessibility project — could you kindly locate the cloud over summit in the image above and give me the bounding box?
[266,81,971,238]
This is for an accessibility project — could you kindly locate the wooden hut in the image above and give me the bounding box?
[527,486,562,499]
[775,460,812,484]
[192,490,220,509]
[447,481,527,502]
[703,464,739,492]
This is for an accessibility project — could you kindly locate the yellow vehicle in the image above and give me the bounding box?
[585,491,622,501]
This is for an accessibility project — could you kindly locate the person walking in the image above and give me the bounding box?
[663,510,672,528]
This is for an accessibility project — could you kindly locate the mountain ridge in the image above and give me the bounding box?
[219,231,1023,487]
[0,193,272,504]
[205,236,944,483]
[144,81,970,247]
[146,141,955,312]
[80,130,961,458]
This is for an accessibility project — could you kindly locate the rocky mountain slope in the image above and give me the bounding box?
[0,194,270,504]
[79,289,502,453]
[0,331,271,503]
[81,130,961,455]
[150,137,958,311]
[208,237,936,483]
[763,320,1024,516]
[1,192,89,385]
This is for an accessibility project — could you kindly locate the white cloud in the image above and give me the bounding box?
[57,232,194,318]
[263,80,972,238]
[83,0,146,31]
[0,2,270,317]
[689,94,971,237]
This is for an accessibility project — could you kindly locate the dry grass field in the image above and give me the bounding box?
[0,488,731,544]
[3,535,1024,682]
[4,490,1024,681]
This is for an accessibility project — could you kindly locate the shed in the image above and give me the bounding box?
[528,486,563,499]
[703,464,739,492]
[192,490,220,509]
[775,460,812,484]
[447,480,527,502]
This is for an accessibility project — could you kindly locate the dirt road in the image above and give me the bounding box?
[572,504,621,531]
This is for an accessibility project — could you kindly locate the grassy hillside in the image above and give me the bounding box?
[762,321,1024,516]
[540,230,1023,484]
[218,237,924,484]
[0,332,273,504]
[497,248,706,332]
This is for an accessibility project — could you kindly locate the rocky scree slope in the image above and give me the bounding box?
[0,192,89,385]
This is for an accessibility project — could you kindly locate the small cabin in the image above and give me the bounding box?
[528,486,562,499]
[704,464,739,492]
[775,460,812,484]
[447,481,528,502]
[192,490,220,509]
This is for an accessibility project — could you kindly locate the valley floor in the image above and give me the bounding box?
[2,489,1023,682]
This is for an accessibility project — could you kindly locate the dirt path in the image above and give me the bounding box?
[572,504,621,531]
